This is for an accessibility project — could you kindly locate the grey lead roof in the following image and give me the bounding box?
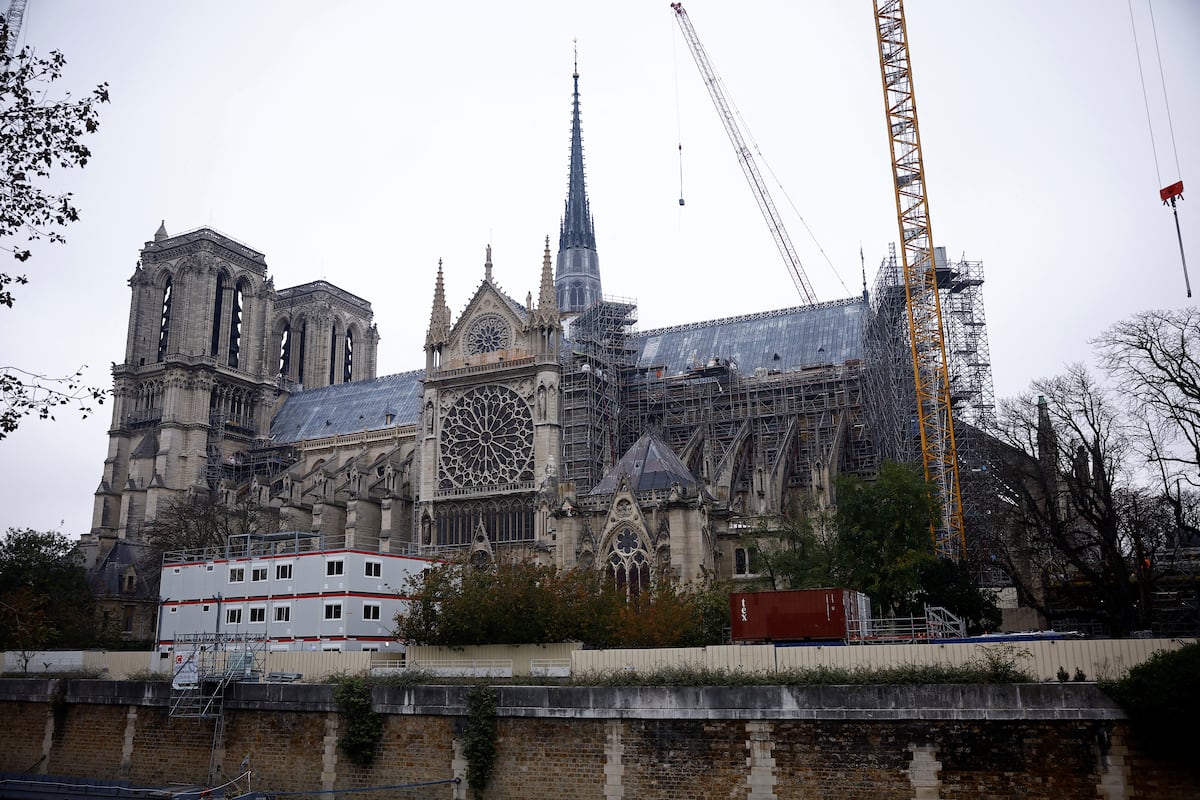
[268,299,866,442]
[591,432,699,495]
[631,298,865,376]
[269,370,423,443]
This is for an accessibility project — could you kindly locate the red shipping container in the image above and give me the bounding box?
[729,588,869,643]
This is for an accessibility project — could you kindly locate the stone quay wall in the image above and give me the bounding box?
[0,680,1195,799]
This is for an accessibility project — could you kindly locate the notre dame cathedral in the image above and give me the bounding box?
[88,67,888,590]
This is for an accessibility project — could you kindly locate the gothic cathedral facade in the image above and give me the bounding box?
[89,68,873,593]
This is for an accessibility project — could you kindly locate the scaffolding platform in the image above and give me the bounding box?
[169,633,267,719]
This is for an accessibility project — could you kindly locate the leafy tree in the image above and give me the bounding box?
[0,527,95,654]
[1102,642,1200,763]
[833,461,939,617]
[395,558,615,647]
[915,558,1001,634]
[393,558,726,648]
[741,497,837,591]
[0,15,110,440]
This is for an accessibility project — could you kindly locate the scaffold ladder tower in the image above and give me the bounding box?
[169,633,267,720]
[873,0,966,560]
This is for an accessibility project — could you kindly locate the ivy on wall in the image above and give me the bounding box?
[332,677,383,767]
[464,684,497,797]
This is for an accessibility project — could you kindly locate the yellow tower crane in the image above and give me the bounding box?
[872,0,966,560]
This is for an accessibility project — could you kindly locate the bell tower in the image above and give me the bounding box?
[93,223,279,539]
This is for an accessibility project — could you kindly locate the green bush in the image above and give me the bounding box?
[1101,642,1200,762]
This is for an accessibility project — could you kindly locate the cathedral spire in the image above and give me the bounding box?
[555,54,602,316]
[538,235,559,319]
[426,259,451,349]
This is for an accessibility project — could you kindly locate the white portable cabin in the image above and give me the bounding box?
[158,531,435,652]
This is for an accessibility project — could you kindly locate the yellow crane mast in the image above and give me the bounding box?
[872,0,966,559]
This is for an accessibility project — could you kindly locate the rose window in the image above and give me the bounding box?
[615,529,640,556]
[465,314,511,355]
[439,385,534,489]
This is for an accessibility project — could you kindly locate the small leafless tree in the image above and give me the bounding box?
[142,491,280,557]
[1095,307,1200,542]
[980,365,1151,634]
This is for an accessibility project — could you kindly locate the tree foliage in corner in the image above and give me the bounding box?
[0,15,110,440]
[0,527,96,659]
[1102,642,1200,763]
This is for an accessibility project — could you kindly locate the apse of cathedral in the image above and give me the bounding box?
[89,67,874,586]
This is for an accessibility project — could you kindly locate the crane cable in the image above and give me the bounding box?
[1128,0,1191,296]
[718,60,849,296]
[672,21,685,206]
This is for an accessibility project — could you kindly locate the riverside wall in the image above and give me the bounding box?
[0,680,1195,799]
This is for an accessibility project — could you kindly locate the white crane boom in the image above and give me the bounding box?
[671,3,818,306]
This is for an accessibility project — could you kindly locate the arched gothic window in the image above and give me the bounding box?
[295,320,307,385]
[606,527,651,599]
[328,324,338,385]
[227,282,244,368]
[343,328,354,383]
[278,322,291,377]
[211,272,226,357]
[157,277,172,362]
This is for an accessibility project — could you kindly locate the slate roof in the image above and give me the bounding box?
[591,432,700,495]
[631,297,865,376]
[87,540,158,599]
[269,370,424,443]
[267,299,865,444]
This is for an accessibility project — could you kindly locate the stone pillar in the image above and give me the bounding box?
[603,719,625,800]
[1096,729,1130,800]
[907,743,942,800]
[118,705,138,777]
[746,720,776,800]
[321,712,339,790]
[451,736,469,800]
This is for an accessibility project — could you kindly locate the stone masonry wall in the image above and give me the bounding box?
[0,680,1196,799]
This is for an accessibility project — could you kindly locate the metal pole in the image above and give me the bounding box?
[1169,198,1192,297]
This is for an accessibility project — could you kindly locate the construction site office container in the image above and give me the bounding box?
[730,588,870,643]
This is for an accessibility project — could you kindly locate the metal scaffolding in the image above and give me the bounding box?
[618,358,875,510]
[560,298,639,494]
[865,243,999,572]
[865,245,995,453]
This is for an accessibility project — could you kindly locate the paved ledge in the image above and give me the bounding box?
[487,684,1126,721]
[0,680,1126,721]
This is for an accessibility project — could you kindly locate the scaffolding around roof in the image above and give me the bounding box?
[560,299,638,494]
[864,243,999,573]
[865,244,995,455]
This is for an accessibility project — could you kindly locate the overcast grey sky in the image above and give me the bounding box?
[1,1,1196,538]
